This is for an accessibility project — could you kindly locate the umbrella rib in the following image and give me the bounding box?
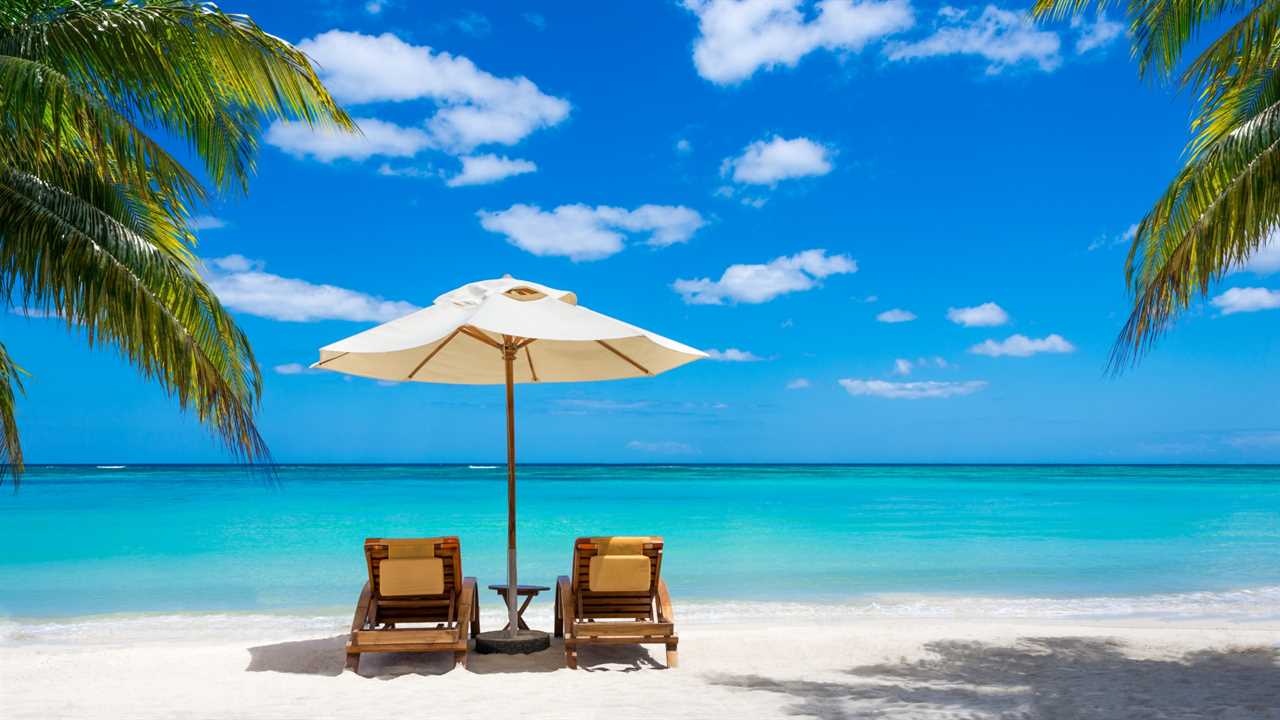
[406,329,461,380]
[313,351,349,368]
[525,343,539,382]
[459,325,503,349]
[596,340,651,375]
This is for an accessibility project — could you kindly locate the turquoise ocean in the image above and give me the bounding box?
[3,464,1280,621]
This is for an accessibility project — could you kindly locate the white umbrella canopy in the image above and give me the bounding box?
[313,276,705,641]
[314,276,704,384]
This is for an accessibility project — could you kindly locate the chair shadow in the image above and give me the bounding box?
[246,635,665,678]
[707,636,1280,720]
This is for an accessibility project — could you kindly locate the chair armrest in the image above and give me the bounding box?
[656,578,675,623]
[557,575,573,636]
[456,577,477,640]
[351,581,372,632]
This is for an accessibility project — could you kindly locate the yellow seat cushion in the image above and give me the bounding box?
[594,536,650,555]
[386,539,436,559]
[588,555,651,592]
[380,558,444,596]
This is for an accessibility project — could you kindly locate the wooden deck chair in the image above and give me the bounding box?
[553,536,677,669]
[345,536,479,672]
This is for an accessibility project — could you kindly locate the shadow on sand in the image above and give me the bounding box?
[709,637,1280,720]
[246,635,664,678]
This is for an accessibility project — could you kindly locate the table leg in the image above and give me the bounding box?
[517,593,535,631]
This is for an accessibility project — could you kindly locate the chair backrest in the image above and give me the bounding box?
[364,536,462,623]
[571,536,663,620]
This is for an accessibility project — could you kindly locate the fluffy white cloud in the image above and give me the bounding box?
[786,377,811,389]
[674,249,856,304]
[839,378,987,399]
[705,348,764,361]
[722,135,834,185]
[892,358,913,375]
[266,31,569,161]
[1233,233,1280,275]
[876,308,916,323]
[189,215,226,230]
[626,440,697,454]
[203,255,419,322]
[1211,287,1280,315]
[266,117,432,162]
[364,0,388,14]
[477,204,706,261]
[891,356,948,375]
[684,0,915,84]
[947,302,1009,327]
[969,333,1075,357]
[446,154,537,187]
[886,5,1061,74]
[676,138,693,154]
[1071,14,1124,53]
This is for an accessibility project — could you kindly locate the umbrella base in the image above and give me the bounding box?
[473,629,550,655]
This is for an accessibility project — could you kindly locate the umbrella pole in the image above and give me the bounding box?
[503,343,519,639]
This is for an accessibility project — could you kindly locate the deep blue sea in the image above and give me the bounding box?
[3,464,1279,619]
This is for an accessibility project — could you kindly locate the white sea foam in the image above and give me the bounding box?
[468,465,498,469]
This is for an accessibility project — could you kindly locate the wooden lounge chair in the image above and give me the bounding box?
[553,536,677,669]
[345,536,479,672]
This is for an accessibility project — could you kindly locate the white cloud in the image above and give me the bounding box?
[1071,13,1123,53]
[266,31,569,161]
[674,249,856,304]
[721,135,834,185]
[626,440,697,455]
[274,363,323,375]
[684,0,915,84]
[676,138,693,154]
[477,204,706,261]
[364,0,387,14]
[202,255,419,322]
[969,333,1075,357]
[786,377,811,389]
[377,163,437,179]
[886,5,1061,74]
[863,294,879,303]
[947,302,1009,327]
[523,12,547,30]
[705,348,764,361]
[1211,287,1280,315]
[446,154,537,187]
[266,117,432,162]
[892,358,913,375]
[9,306,59,319]
[839,378,987,399]
[1233,233,1280,275]
[189,215,226,230]
[1088,222,1138,252]
[876,308,916,323]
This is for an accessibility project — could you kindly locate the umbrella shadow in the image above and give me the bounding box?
[707,637,1280,720]
[467,638,663,674]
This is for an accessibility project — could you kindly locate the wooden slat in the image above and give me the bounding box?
[565,635,678,648]
[571,622,673,638]
[353,628,456,646]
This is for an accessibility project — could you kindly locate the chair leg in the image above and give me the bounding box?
[665,642,678,669]
[565,643,578,670]
[455,651,467,669]
[345,652,360,673]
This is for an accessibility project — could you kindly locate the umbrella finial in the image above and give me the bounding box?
[502,273,513,279]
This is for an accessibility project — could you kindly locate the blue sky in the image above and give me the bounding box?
[8,0,1280,463]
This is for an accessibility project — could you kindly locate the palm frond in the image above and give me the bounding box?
[1114,98,1280,368]
[1,0,355,192]
[0,342,27,485]
[0,166,269,479]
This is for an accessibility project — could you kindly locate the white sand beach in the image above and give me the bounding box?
[3,607,1278,719]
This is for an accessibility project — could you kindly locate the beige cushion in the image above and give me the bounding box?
[588,555,651,592]
[380,558,444,596]
[595,536,650,555]
[386,539,436,559]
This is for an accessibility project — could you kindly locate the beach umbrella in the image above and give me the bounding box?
[312,276,705,639]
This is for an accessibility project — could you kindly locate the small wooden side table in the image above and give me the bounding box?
[487,584,551,631]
